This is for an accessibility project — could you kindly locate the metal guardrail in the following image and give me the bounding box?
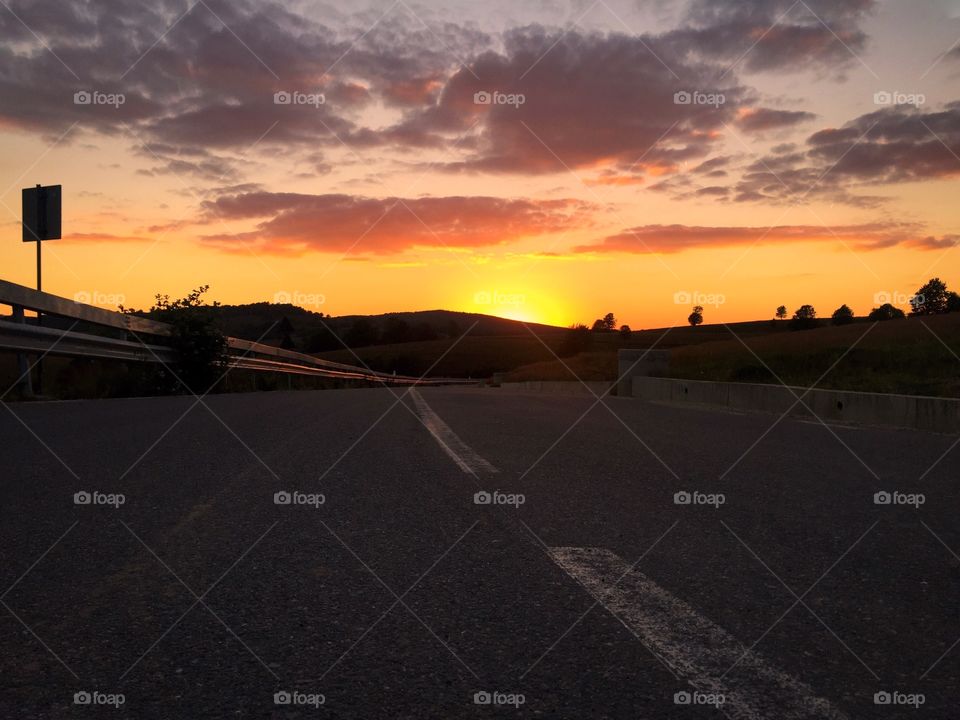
[0,278,474,389]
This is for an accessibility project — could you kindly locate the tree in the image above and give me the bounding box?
[791,304,817,330]
[867,303,905,321]
[619,324,632,340]
[687,305,704,327]
[776,305,787,320]
[592,313,617,332]
[279,316,296,349]
[947,292,960,313]
[911,277,949,315]
[831,304,855,326]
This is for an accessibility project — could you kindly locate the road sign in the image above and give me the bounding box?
[22,184,61,242]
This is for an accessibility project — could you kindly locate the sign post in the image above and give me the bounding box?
[21,184,61,395]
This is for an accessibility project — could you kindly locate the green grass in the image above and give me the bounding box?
[493,316,960,398]
[667,315,960,398]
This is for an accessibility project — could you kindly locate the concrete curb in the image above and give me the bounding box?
[631,376,960,434]
[499,380,614,396]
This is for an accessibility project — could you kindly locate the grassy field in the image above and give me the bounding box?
[667,314,960,397]
[501,315,960,398]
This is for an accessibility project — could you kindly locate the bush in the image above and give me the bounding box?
[124,285,227,395]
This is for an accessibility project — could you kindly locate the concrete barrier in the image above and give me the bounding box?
[499,380,614,396]
[631,376,960,434]
[617,349,671,397]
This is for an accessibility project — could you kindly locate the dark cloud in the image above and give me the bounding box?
[736,108,817,132]
[0,0,484,175]
[198,191,596,254]
[717,104,960,206]
[389,27,749,176]
[669,0,876,74]
[574,221,953,254]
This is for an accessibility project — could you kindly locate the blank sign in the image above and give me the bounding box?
[22,185,61,242]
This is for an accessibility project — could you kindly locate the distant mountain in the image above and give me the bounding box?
[203,303,566,352]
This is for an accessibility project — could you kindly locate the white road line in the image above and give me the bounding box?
[409,388,498,475]
[549,547,849,720]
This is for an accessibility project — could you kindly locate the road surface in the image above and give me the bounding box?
[1,386,958,718]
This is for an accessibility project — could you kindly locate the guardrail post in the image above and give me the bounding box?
[11,305,34,397]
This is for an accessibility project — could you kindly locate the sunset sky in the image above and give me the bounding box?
[1,0,959,328]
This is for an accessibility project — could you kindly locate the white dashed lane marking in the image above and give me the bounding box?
[409,388,498,476]
[549,547,849,720]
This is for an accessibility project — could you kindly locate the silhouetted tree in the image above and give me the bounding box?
[831,304,855,326]
[867,303,905,321]
[591,313,617,332]
[776,305,787,320]
[619,324,632,340]
[911,278,949,315]
[687,305,703,327]
[791,304,817,330]
[948,292,960,313]
[279,316,296,349]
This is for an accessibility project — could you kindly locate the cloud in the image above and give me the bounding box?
[574,221,954,254]
[0,0,485,173]
[198,191,596,254]
[670,0,877,74]
[386,27,749,177]
[736,108,817,132]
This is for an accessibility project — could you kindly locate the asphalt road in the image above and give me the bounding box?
[1,385,958,719]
